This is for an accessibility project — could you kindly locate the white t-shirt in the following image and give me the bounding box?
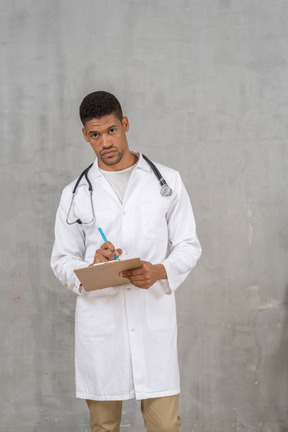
[100,161,138,202]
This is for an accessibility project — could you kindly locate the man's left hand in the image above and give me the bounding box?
[121,261,167,289]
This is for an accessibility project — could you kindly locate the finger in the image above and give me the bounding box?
[119,273,145,283]
[122,267,144,277]
[100,241,116,253]
[127,274,147,282]
[120,272,151,289]
[108,247,122,261]
[103,250,115,260]
[119,271,136,279]
[130,280,151,289]
[101,246,118,260]
[115,248,122,258]
[94,245,115,261]
[93,252,108,263]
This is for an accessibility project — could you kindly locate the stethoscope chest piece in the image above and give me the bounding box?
[160,184,173,197]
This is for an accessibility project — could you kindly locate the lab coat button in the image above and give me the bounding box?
[123,211,126,215]
[131,328,135,332]
[127,287,131,291]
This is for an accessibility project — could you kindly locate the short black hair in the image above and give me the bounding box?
[79,91,123,125]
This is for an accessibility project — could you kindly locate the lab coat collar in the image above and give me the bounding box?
[88,151,150,181]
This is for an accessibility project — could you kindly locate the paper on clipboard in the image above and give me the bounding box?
[73,258,142,291]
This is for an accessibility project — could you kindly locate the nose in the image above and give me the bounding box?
[101,134,111,148]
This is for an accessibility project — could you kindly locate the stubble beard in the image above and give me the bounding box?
[100,149,123,167]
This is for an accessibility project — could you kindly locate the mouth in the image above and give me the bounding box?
[101,149,117,158]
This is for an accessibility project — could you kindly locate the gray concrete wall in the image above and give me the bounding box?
[1,1,287,431]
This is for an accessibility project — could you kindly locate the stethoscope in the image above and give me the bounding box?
[66,154,173,225]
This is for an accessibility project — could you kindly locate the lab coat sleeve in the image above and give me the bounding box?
[51,186,90,295]
[162,172,202,293]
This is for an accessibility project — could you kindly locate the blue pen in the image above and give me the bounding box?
[98,227,118,260]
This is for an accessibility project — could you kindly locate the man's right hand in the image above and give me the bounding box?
[92,241,122,264]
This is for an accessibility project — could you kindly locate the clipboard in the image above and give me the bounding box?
[73,258,142,291]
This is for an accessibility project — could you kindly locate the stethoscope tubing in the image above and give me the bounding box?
[66,154,172,225]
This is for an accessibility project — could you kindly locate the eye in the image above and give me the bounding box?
[91,133,99,139]
[109,128,116,134]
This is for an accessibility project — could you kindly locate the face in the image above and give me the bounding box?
[82,113,132,171]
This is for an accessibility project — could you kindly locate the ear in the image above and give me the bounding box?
[122,116,129,132]
[82,127,89,142]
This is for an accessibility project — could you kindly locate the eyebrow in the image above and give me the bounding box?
[88,124,118,136]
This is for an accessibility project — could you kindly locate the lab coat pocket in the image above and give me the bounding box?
[76,288,116,337]
[144,282,177,331]
[141,203,168,239]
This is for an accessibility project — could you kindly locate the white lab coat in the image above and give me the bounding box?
[51,153,201,401]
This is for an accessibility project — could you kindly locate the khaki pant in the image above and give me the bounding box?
[86,394,181,432]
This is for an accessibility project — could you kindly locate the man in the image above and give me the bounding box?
[51,91,202,432]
